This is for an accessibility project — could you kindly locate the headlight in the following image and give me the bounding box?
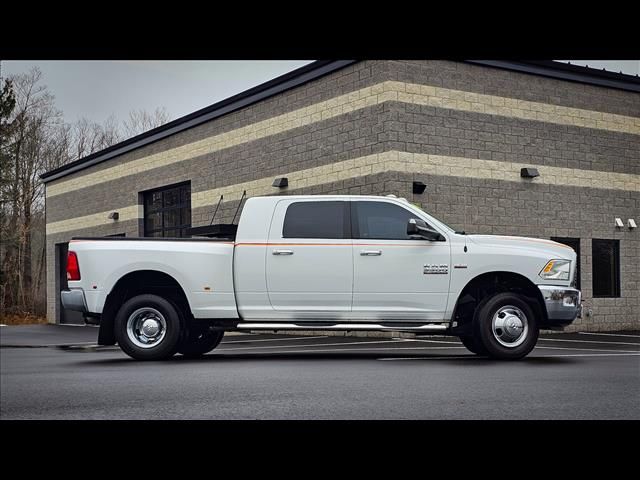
[539,259,571,281]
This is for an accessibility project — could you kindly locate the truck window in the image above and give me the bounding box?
[282,201,349,239]
[352,201,431,240]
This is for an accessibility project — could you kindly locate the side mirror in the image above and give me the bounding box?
[407,218,445,241]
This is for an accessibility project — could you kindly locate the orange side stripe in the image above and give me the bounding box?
[235,242,436,247]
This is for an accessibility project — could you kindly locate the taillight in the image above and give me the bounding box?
[67,251,81,281]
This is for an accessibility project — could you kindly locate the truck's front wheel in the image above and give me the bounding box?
[114,294,183,360]
[473,292,539,360]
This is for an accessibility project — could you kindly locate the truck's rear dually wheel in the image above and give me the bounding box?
[459,335,488,355]
[473,292,539,360]
[114,294,183,360]
[178,324,224,358]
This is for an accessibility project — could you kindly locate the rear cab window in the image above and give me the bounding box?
[282,201,350,239]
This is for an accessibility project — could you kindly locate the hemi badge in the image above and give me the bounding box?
[454,264,468,269]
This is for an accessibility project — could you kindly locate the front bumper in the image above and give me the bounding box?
[60,289,88,313]
[538,285,581,326]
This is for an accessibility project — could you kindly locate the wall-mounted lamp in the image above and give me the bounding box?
[108,211,119,221]
[272,177,288,188]
[629,219,637,229]
[615,218,624,228]
[412,181,427,194]
[520,167,540,178]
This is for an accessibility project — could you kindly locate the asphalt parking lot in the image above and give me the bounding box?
[1,325,639,419]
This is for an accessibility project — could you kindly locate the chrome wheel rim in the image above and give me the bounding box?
[491,305,528,348]
[126,307,167,349]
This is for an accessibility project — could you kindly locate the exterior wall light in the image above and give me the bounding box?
[520,167,540,178]
[272,177,288,188]
[615,218,624,228]
[108,212,119,221]
[629,219,637,229]
[413,181,427,194]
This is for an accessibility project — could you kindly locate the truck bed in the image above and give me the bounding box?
[71,236,232,242]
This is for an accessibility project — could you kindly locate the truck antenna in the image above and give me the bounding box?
[231,190,247,225]
[209,195,224,225]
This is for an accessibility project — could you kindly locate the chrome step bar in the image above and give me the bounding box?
[236,323,449,333]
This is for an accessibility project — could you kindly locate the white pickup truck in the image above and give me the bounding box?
[62,195,581,360]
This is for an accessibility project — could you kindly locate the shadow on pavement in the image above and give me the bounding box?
[75,351,575,366]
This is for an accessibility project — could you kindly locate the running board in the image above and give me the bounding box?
[236,323,449,333]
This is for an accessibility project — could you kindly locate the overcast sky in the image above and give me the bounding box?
[2,60,637,127]
[1,60,313,125]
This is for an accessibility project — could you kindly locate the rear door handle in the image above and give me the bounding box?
[360,250,382,256]
[272,249,294,255]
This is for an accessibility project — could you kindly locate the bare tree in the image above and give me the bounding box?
[121,107,170,138]
[71,115,122,160]
[1,67,66,311]
[0,65,171,318]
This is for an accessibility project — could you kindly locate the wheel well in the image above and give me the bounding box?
[98,270,191,345]
[451,271,546,335]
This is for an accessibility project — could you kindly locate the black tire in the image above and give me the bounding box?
[459,335,488,355]
[473,292,539,360]
[114,294,183,360]
[178,324,224,358]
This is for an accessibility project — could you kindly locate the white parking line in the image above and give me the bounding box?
[400,338,466,345]
[378,355,472,361]
[540,353,640,358]
[378,353,640,361]
[536,345,640,354]
[578,332,640,338]
[538,338,640,347]
[221,335,328,344]
[400,337,640,347]
[219,339,409,351]
[7,341,99,347]
[217,346,470,354]
[56,324,99,328]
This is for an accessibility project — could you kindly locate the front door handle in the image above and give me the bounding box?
[360,250,382,256]
[272,249,294,255]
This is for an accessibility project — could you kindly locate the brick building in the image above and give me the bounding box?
[41,60,640,331]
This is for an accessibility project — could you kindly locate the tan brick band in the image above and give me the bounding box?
[46,151,640,235]
[46,205,142,235]
[193,151,640,206]
[46,81,640,198]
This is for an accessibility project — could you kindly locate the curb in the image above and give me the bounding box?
[1,344,53,348]
[57,344,120,352]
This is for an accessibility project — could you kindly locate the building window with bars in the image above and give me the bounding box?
[143,182,191,238]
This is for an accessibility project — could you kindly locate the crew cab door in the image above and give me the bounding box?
[351,200,451,321]
[266,199,352,319]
